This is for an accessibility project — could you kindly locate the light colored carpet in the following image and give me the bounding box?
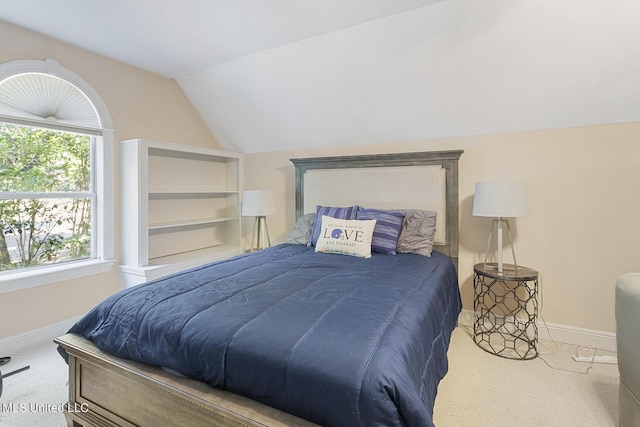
[0,340,68,427]
[433,326,619,426]
[0,326,619,426]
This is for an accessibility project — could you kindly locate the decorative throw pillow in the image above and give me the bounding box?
[396,210,437,257]
[314,215,377,258]
[285,213,315,245]
[355,208,405,255]
[309,205,359,247]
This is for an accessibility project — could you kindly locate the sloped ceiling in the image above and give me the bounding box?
[2,0,639,153]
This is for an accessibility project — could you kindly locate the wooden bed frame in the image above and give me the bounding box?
[55,149,463,427]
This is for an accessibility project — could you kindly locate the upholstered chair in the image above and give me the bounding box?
[616,273,640,427]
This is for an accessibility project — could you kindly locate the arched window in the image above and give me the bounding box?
[0,59,114,292]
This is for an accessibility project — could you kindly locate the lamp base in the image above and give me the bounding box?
[250,216,271,252]
[483,218,519,275]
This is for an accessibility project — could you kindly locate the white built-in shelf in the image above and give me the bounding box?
[119,244,244,284]
[149,216,237,232]
[119,139,243,287]
[148,244,243,266]
[148,191,239,199]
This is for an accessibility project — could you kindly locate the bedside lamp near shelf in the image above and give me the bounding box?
[242,189,278,252]
[472,181,530,275]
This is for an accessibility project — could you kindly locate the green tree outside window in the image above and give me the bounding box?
[0,122,92,271]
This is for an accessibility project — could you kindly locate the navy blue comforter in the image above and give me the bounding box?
[64,244,461,427]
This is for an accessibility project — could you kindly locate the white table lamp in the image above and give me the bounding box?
[472,182,530,274]
[242,189,277,251]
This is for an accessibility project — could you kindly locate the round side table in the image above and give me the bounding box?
[473,263,539,360]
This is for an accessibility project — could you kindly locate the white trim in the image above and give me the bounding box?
[98,128,115,260]
[0,191,94,200]
[458,309,617,352]
[0,259,114,294]
[0,114,103,135]
[0,316,80,356]
[536,318,617,352]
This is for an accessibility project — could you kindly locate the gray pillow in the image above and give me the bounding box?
[285,213,315,245]
[396,210,437,257]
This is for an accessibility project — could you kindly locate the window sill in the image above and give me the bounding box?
[0,259,116,294]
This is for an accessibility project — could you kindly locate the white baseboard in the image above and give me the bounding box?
[0,316,80,356]
[458,309,617,352]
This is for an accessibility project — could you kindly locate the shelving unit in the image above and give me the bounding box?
[120,139,243,287]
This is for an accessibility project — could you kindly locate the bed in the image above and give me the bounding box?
[55,149,463,427]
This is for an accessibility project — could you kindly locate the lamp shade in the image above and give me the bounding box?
[242,189,277,216]
[472,182,530,218]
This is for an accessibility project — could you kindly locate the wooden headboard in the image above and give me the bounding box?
[290,150,463,268]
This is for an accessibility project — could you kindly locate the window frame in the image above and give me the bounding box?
[0,59,114,293]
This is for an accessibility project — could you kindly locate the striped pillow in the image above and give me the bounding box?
[310,205,359,247]
[355,208,405,255]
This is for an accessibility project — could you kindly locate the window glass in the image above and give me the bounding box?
[0,122,95,272]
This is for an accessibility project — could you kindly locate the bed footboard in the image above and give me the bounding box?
[55,334,318,427]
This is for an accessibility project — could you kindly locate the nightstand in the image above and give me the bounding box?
[473,263,539,360]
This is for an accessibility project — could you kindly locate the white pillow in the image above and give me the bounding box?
[315,215,377,258]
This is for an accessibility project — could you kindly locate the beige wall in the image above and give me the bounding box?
[0,20,220,339]
[244,122,640,334]
[2,18,638,340]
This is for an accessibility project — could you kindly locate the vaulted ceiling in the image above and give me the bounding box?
[2,0,639,153]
